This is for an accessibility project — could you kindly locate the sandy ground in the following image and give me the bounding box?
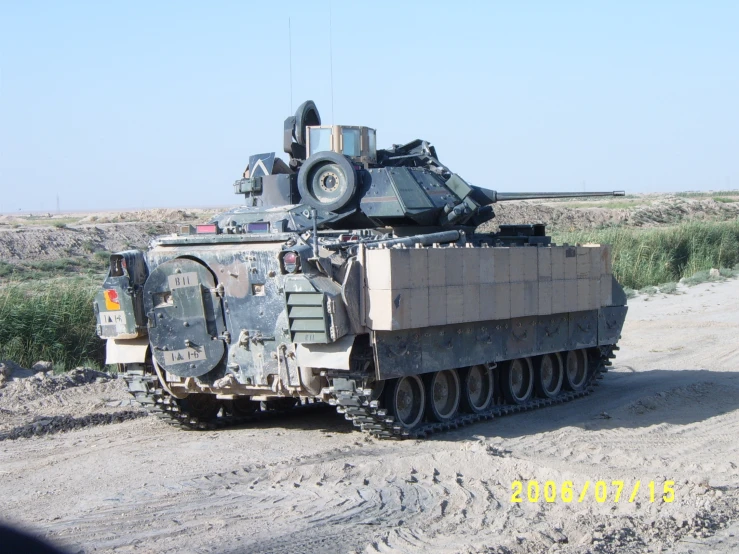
[1,280,739,553]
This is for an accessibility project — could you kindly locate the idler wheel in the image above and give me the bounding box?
[534,353,564,398]
[425,369,461,422]
[387,375,426,430]
[460,364,494,413]
[297,151,357,212]
[178,394,221,421]
[564,349,589,391]
[501,358,534,405]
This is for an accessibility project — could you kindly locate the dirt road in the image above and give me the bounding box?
[1,280,738,553]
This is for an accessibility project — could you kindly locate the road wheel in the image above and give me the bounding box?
[534,353,563,398]
[460,364,494,413]
[387,376,426,430]
[564,349,589,391]
[501,358,533,405]
[426,369,461,422]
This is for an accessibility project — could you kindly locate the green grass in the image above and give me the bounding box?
[553,220,739,290]
[0,279,105,370]
[0,257,106,282]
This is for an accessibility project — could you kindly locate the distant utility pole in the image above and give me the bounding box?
[56,194,60,213]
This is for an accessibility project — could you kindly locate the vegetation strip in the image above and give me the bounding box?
[553,220,739,290]
[0,280,105,369]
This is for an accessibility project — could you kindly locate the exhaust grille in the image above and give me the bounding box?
[286,292,328,343]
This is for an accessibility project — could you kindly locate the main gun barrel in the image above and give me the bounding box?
[492,190,625,202]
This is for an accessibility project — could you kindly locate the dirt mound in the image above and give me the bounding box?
[626,196,739,226]
[0,366,145,441]
[0,222,173,263]
[0,208,222,264]
[490,202,627,231]
[483,195,739,232]
[2,197,737,266]
[1,366,111,398]
[75,208,219,224]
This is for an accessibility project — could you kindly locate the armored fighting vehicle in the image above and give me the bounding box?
[94,101,627,438]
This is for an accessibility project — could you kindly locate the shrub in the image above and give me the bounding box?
[658,282,678,294]
[93,250,112,267]
[28,258,76,272]
[0,261,18,278]
[81,240,97,253]
[682,270,711,287]
[0,280,104,369]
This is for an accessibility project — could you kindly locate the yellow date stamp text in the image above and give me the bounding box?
[510,480,675,503]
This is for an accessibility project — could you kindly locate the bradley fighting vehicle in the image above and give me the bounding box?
[95,101,627,438]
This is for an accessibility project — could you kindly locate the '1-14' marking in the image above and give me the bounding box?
[164,347,204,366]
[99,311,126,325]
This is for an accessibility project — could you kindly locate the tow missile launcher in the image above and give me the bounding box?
[95,100,627,437]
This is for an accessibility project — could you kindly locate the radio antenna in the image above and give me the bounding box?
[289,17,293,112]
[329,1,334,124]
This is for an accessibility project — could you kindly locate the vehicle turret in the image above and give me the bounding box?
[219,100,623,237]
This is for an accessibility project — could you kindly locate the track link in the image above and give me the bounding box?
[331,347,616,439]
[122,346,616,438]
[121,373,323,431]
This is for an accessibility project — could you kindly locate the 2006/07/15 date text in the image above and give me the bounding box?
[511,480,675,503]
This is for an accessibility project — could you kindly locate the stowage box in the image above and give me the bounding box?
[364,244,613,331]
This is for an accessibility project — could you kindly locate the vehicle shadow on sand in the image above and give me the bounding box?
[229,403,356,434]
[442,368,739,440]
[224,368,739,441]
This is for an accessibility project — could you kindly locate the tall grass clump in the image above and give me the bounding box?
[553,220,739,290]
[0,280,104,369]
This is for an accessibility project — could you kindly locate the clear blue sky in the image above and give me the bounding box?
[1,1,738,212]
